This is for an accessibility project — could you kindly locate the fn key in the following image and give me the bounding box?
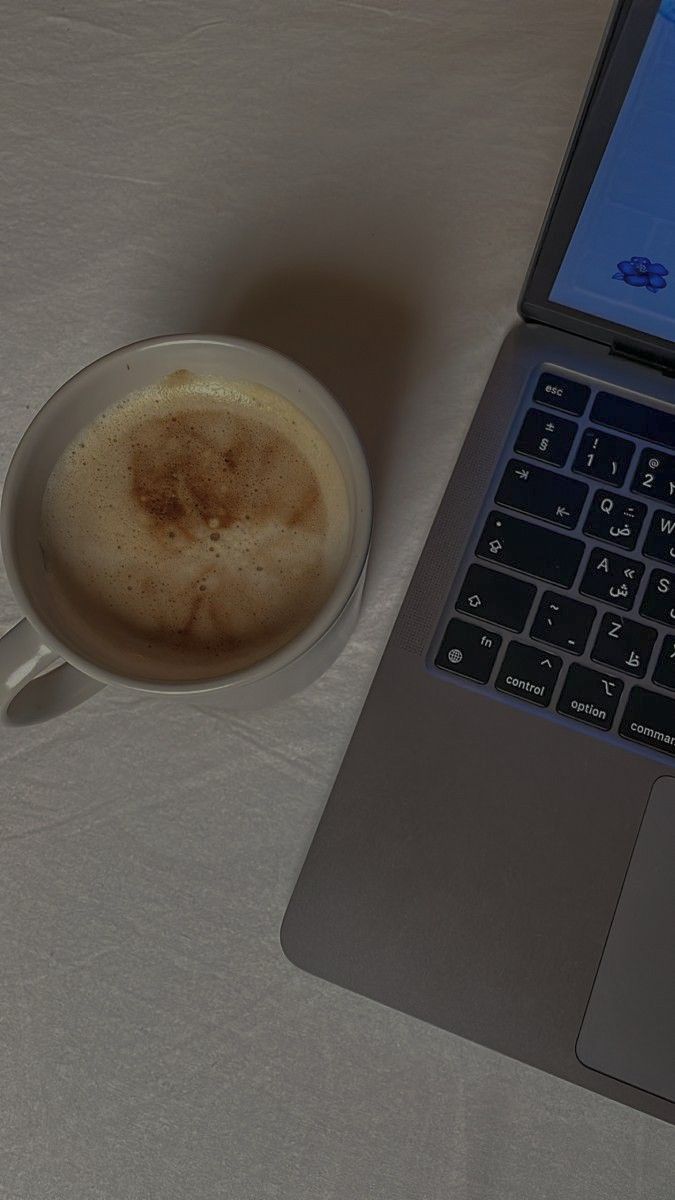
[435,618,501,683]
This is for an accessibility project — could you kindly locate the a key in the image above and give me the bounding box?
[533,373,590,417]
[653,635,675,691]
[631,448,675,505]
[495,642,561,707]
[619,686,675,756]
[591,613,657,678]
[643,510,675,565]
[514,408,577,467]
[530,591,596,654]
[435,618,502,683]
[476,513,583,587]
[579,548,643,610]
[584,490,647,551]
[572,428,634,486]
[495,460,587,529]
[557,664,623,730]
[639,569,675,627]
[456,564,535,632]
[591,392,675,452]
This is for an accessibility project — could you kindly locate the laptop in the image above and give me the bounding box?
[282,0,675,1125]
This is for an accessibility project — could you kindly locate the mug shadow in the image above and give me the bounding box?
[200,265,421,553]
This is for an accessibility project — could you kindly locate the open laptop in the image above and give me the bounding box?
[282,0,675,1125]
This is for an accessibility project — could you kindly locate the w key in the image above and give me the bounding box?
[643,510,675,565]
[495,460,587,529]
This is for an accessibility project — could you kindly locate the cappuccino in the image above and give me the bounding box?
[40,370,350,681]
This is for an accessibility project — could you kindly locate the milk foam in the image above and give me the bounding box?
[40,370,351,681]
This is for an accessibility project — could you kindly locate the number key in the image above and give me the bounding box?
[572,428,634,486]
[584,490,647,551]
[640,569,675,627]
[631,448,675,505]
[580,548,643,610]
[591,613,657,678]
[514,408,577,467]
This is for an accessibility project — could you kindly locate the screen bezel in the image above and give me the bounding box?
[520,0,675,368]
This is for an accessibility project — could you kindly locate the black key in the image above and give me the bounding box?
[557,664,623,730]
[495,460,587,529]
[619,687,675,756]
[631,447,675,505]
[530,591,596,655]
[435,618,501,683]
[653,635,675,691]
[514,409,577,467]
[572,428,634,486]
[495,642,561,707]
[533,373,590,417]
[592,392,675,453]
[456,564,535,632]
[476,512,583,587]
[580,548,643,611]
[591,613,657,678]
[643,509,675,565]
[639,569,675,627]
[584,490,647,551]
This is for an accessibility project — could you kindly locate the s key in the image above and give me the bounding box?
[640,569,675,627]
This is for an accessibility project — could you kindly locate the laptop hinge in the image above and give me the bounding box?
[610,339,675,379]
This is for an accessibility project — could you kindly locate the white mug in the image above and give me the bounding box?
[0,335,372,725]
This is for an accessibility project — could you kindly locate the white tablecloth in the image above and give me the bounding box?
[2,0,674,1195]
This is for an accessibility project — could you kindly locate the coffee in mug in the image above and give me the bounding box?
[40,369,350,682]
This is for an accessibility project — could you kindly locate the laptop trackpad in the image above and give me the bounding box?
[577,777,675,1104]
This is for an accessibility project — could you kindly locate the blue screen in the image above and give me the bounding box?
[550,1,675,342]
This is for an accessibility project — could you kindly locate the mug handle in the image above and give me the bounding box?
[0,619,106,726]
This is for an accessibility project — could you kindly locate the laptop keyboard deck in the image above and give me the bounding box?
[432,369,675,760]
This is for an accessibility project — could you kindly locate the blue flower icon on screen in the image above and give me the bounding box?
[613,257,669,294]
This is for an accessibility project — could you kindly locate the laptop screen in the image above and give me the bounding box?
[549,2,675,343]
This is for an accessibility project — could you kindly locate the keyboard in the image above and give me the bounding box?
[433,369,675,760]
